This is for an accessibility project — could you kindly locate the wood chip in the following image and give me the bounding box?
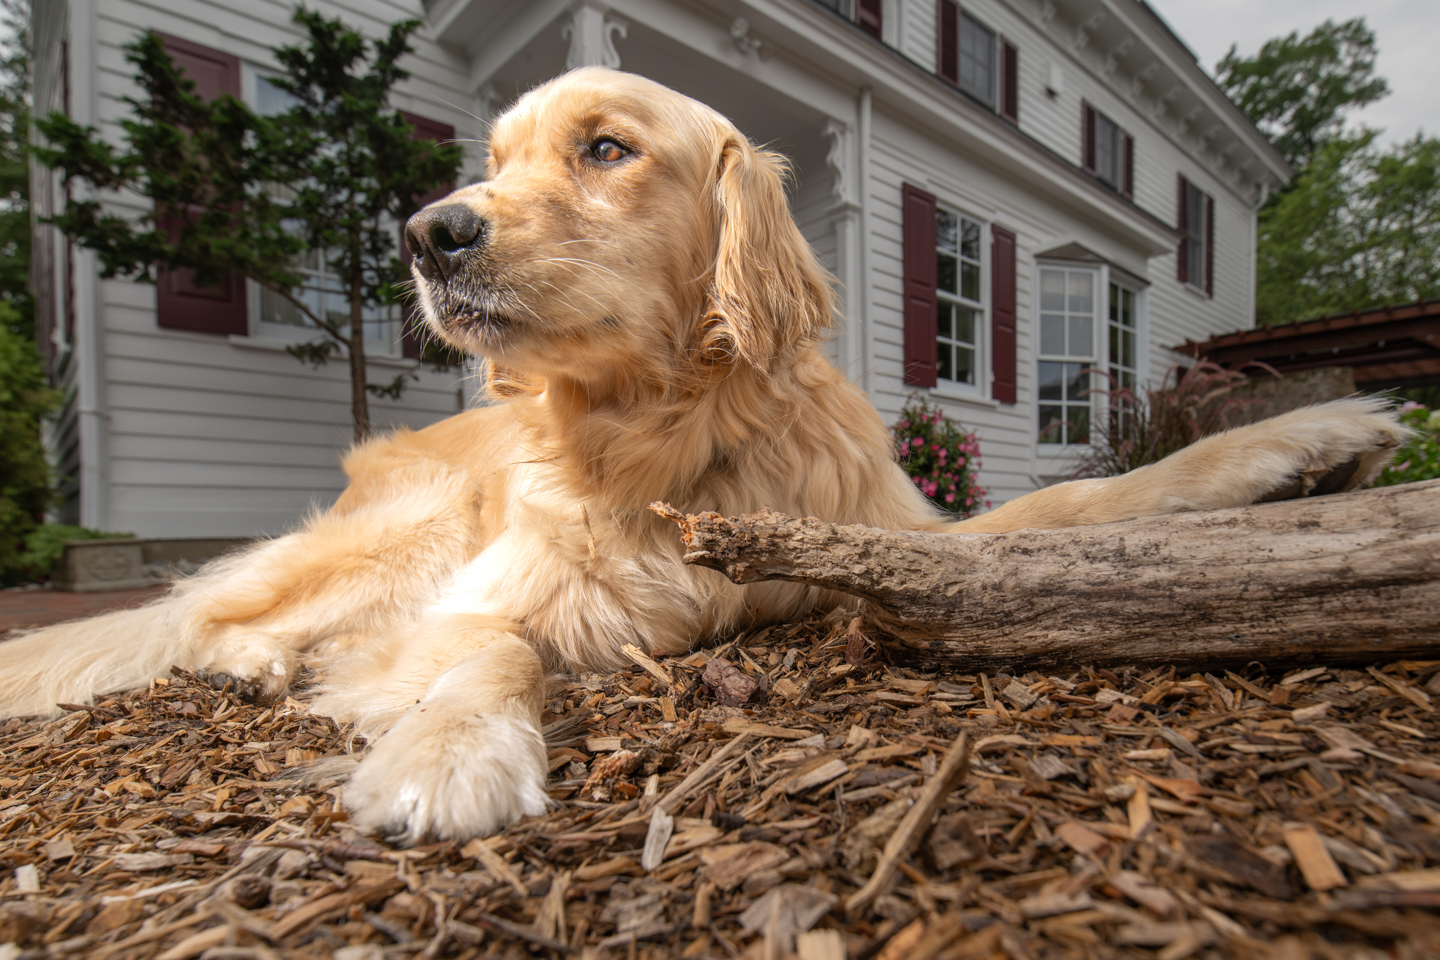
[845,730,969,916]
[1283,823,1347,892]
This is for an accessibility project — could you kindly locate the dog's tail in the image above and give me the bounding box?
[0,593,198,718]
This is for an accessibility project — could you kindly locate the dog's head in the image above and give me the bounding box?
[405,68,836,388]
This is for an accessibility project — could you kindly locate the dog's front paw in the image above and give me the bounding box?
[196,625,298,703]
[342,704,549,844]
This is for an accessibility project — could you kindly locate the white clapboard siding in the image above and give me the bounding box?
[73,0,479,537]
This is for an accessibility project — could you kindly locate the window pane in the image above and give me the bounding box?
[937,252,958,294]
[959,13,995,107]
[954,346,975,385]
[1040,313,1065,356]
[1070,404,1091,445]
[1065,363,1090,402]
[960,218,981,261]
[1069,314,1092,355]
[937,209,958,252]
[936,300,953,340]
[1095,112,1119,187]
[1121,328,1136,369]
[1121,288,1135,326]
[1068,272,1093,313]
[1040,270,1065,312]
[1038,405,1065,443]
[937,341,953,382]
[260,286,307,327]
[255,75,302,117]
[960,261,980,301]
[1038,361,1064,400]
[955,306,975,346]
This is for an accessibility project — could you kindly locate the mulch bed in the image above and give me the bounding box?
[2,613,1438,959]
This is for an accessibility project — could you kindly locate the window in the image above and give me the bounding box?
[1107,282,1138,394]
[1082,103,1133,197]
[935,207,984,385]
[815,0,882,38]
[257,246,397,346]
[1037,267,1095,445]
[959,12,994,108]
[1177,175,1214,295]
[937,5,1018,122]
[903,183,1015,400]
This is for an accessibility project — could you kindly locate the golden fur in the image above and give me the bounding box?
[0,68,1407,841]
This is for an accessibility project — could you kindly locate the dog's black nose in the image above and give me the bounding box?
[405,204,486,282]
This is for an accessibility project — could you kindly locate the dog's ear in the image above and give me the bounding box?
[705,136,836,368]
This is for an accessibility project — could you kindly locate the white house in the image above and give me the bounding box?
[31,0,1288,539]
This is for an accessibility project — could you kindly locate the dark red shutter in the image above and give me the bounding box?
[902,183,938,388]
[937,1,959,85]
[1205,195,1215,298]
[999,40,1019,124]
[1121,133,1134,198]
[1176,174,1189,285]
[154,35,247,336]
[399,112,457,359]
[856,0,882,37]
[990,225,1017,404]
[1082,102,1097,174]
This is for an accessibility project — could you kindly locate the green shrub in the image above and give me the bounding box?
[11,524,135,585]
[0,306,60,585]
[1374,403,1440,486]
[893,396,990,519]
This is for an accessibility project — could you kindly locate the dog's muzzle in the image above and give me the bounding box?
[405,204,487,283]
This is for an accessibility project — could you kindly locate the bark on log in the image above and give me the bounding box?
[652,479,1440,672]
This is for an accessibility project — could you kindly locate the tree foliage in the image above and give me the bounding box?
[0,303,60,585]
[1255,132,1440,325]
[33,7,464,440]
[1219,17,1440,327]
[1216,18,1388,171]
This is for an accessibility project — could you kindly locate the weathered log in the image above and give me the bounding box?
[652,478,1440,672]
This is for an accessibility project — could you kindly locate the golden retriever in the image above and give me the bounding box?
[0,68,1406,842]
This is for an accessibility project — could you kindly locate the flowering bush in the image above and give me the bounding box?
[1374,402,1440,486]
[892,397,990,518]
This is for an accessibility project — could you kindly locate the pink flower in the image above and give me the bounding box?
[1400,401,1424,412]
[911,437,923,447]
[1394,460,1411,472]
[944,492,955,503]
[984,500,992,509]
[965,497,974,507]
[955,456,965,467]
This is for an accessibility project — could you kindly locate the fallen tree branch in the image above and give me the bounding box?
[652,478,1440,672]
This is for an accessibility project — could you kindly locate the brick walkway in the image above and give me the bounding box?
[0,585,168,633]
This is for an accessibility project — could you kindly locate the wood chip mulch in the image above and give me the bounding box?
[2,613,1439,960]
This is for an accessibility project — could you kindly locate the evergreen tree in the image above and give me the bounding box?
[33,8,463,440]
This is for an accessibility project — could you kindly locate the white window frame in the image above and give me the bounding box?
[240,64,404,358]
[931,202,989,402]
[1035,262,1148,459]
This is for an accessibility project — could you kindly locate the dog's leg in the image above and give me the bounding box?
[330,614,549,843]
[950,397,1409,534]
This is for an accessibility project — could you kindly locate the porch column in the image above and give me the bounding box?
[824,117,866,384]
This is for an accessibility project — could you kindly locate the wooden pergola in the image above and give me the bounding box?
[1177,299,1440,390]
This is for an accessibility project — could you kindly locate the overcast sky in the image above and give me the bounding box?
[1145,0,1439,150]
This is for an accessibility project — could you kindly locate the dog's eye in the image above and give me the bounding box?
[590,138,629,163]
